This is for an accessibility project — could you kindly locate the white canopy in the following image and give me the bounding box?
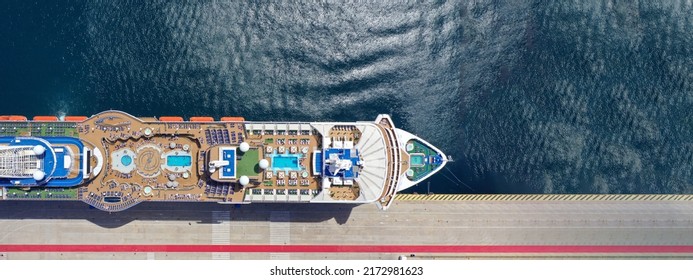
[32,170,45,181]
[259,159,269,169]
[239,175,250,186]
[32,145,45,156]
[239,142,250,152]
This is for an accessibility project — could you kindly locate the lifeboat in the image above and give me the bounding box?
[159,116,184,122]
[221,116,245,122]
[7,115,27,121]
[33,116,59,121]
[64,116,88,122]
[190,116,214,122]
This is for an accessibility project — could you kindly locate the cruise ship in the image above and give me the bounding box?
[0,111,448,212]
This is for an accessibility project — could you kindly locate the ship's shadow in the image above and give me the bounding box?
[0,200,357,228]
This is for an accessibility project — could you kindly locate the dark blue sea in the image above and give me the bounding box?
[1,1,692,194]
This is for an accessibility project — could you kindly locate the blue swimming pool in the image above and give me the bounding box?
[167,155,192,167]
[121,155,133,166]
[410,154,425,167]
[272,154,301,171]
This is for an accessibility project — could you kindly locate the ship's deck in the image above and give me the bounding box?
[72,111,332,210]
[0,111,427,211]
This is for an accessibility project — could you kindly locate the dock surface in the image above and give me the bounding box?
[1,197,692,259]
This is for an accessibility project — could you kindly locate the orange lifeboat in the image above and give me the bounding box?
[33,116,59,121]
[64,116,88,122]
[8,115,27,121]
[159,116,184,122]
[221,116,245,122]
[190,116,214,122]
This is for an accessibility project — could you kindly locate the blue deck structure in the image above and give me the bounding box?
[221,148,236,178]
[323,148,360,179]
[0,136,84,187]
[313,151,323,175]
[52,147,70,177]
[41,136,84,187]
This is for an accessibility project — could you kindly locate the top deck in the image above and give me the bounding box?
[0,111,448,212]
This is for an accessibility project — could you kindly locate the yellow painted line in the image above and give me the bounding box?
[395,193,693,201]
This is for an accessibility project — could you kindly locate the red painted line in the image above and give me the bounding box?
[0,245,693,253]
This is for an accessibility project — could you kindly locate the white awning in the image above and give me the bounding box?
[299,124,311,133]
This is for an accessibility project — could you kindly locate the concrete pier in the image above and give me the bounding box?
[1,196,692,259]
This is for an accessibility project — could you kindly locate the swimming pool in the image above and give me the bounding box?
[121,155,133,166]
[272,154,301,171]
[410,154,426,167]
[167,155,192,167]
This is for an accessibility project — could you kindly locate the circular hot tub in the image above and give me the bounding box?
[121,155,133,166]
